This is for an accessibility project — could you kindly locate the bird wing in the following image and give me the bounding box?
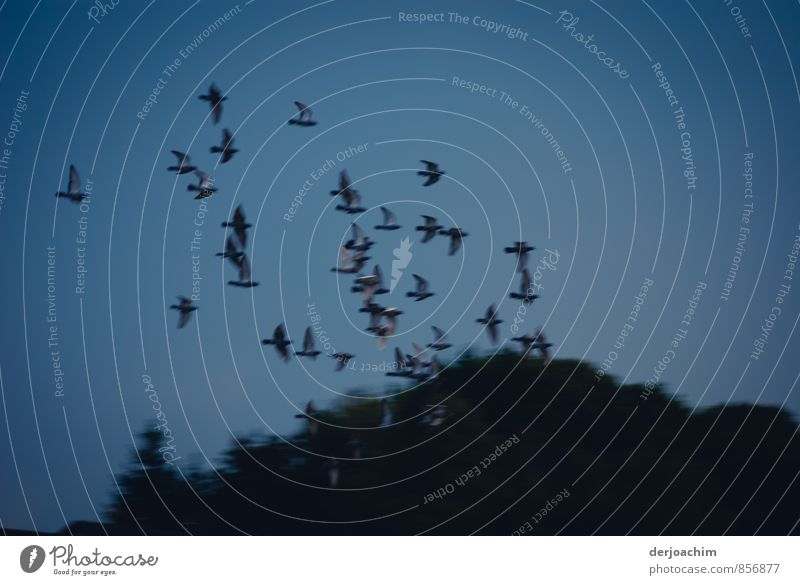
[448,233,461,255]
[68,165,81,193]
[233,205,245,224]
[521,268,531,292]
[177,310,191,329]
[432,326,446,341]
[171,150,189,164]
[224,236,238,256]
[420,160,437,171]
[303,327,314,352]
[380,206,395,225]
[374,265,384,286]
[422,215,437,227]
[238,254,252,281]
[274,323,286,342]
[413,274,428,292]
[222,128,234,146]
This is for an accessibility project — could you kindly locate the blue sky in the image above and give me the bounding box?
[0,0,799,532]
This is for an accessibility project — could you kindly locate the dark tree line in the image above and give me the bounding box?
[63,353,800,535]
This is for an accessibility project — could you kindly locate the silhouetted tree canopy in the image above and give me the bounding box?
[66,354,799,535]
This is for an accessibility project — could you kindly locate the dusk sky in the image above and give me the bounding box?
[1,0,799,533]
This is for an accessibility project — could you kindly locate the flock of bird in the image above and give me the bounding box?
[55,82,555,449]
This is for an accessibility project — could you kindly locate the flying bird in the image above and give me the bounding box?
[221,205,251,248]
[476,304,504,344]
[199,83,226,124]
[295,401,319,436]
[216,235,244,260]
[344,222,374,252]
[360,301,386,333]
[294,326,321,359]
[509,268,539,304]
[210,128,238,163]
[55,165,88,203]
[406,274,434,301]
[187,170,216,199]
[169,296,197,329]
[512,327,552,360]
[262,323,292,362]
[428,326,452,351]
[439,227,469,256]
[330,170,365,213]
[415,215,443,243]
[331,352,354,371]
[330,246,370,274]
[375,307,402,348]
[352,265,388,301]
[167,150,197,174]
[375,206,401,230]
[386,347,413,377]
[418,160,445,186]
[287,101,318,126]
[227,253,259,287]
[504,241,535,272]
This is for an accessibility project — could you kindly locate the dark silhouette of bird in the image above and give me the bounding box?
[476,304,503,344]
[330,170,365,213]
[415,215,443,243]
[512,327,552,361]
[216,235,244,260]
[262,323,292,362]
[407,274,434,301]
[221,205,251,248]
[439,227,468,256]
[199,83,226,124]
[331,246,370,274]
[169,296,197,329]
[331,352,354,371]
[352,265,388,300]
[509,268,539,304]
[287,101,317,126]
[187,170,216,199]
[344,222,374,252]
[294,327,321,359]
[418,160,444,186]
[210,128,238,163]
[375,307,402,348]
[167,151,196,174]
[386,347,413,377]
[227,253,259,287]
[294,401,319,436]
[428,326,452,351]
[360,301,386,333]
[55,165,88,203]
[375,206,401,230]
[504,240,535,272]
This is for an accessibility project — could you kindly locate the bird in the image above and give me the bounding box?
[169,296,197,329]
[509,268,539,304]
[221,205,251,248]
[428,326,452,351]
[227,253,259,287]
[330,246,370,274]
[216,235,244,260]
[344,222,374,252]
[532,327,553,362]
[418,160,444,186]
[287,101,318,126]
[262,323,292,362]
[476,304,504,344]
[386,347,413,377]
[352,265,388,300]
[415,215,443,243]
[331,352,354,371]
[360,301,386,333]
[210,128,238,163]
[406,274,434,301]
[375,206,401,230]
[294,401,319,436]
[55,165,88,203]
[330,170,365,213]
[504,241,535,272]
[167,150,197,174]
[199,83,226,124]
[406,342,432,378]
[294,326,321,359]
[187,170,216,199]
[439,227,469,256]
[375,307,402,348]
[379,398,393,427]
